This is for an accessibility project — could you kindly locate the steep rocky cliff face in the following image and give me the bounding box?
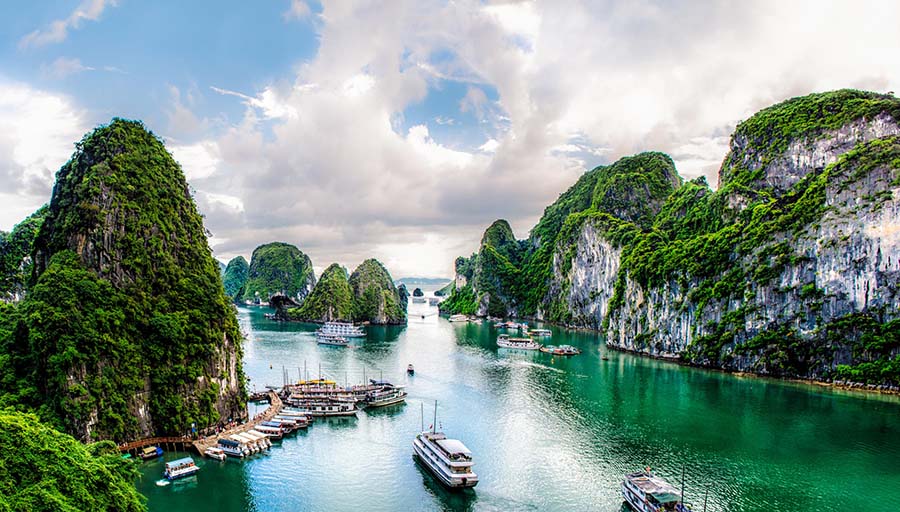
[0,206,48,302]
[287,263,353,322]
[349,259,406,324]
[2,119,246,442]
[222,255,249,300]
[444,90,900,385]
[242,242,316,303]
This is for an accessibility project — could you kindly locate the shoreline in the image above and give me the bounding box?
[449,312,900,399]
[602,343,900,398]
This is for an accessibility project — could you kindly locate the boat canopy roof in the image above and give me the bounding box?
[165,457,194,467]
[141,446,157,453]
[435,438,472,456]
[218,438,240,447]
[627,472,682,504]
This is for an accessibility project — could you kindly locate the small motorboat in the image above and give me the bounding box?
[407,364,415,375]
[204,446,227,461]
[540,345,581,356]
[138,446,163,460]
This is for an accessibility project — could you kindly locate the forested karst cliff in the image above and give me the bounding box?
[0,119,246,442]
[241,242,315,303]
[222,255,249,300]
[349,259,407,325]
[442,90,900,385]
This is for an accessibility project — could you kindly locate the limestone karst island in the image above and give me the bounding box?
[1,2,899,511]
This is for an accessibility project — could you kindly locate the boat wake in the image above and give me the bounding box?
[155,479,171,487]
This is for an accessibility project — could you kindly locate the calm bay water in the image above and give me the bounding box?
[136,303,900,511]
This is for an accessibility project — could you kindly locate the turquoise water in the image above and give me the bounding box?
[136,304,900,511]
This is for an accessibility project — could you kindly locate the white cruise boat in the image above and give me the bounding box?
[317,333,350,347]
[448,314,468,322]
[317,321,366,338]
[300,399,358,417]
[528,328,552,337]
[413,431,478,488]
[496,334,541,350]
[622,470,691,512]
[164,457,200,480]
[365,386,408,407]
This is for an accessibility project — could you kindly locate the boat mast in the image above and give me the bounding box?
[420,402,424,432]
[432,400,437,434]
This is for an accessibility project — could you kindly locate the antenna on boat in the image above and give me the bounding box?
[432,400,438,434]
[304,360,307,382]
[420,402,424,432]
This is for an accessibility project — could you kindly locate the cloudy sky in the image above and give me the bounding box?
[2,1,899,278]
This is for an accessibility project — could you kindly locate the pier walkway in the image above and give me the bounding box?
[117,391,283,457]
[192,391,283,455]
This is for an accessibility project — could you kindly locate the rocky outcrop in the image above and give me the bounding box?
[349,259,406,324]
[0,206,47,302]
[443,90,900,385]
[286,263,353,322]
[222,255,249,300]
[242,242,316,304]
[12,118,246,442]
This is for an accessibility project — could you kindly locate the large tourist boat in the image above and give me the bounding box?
[164,457,200,480]
[317,321,366,338]
[621,469,691,511]
[496,334,541,351]
[528,328,552,337]
[316,333,350,347]
[298,399,358,417]
[365,385,408,407]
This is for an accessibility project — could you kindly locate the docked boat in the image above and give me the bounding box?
[622,469,691,512]
[317,321,366,338]
[217,438,246,458]
[365,386,408,407]
[204,447,226,461]
[138,445,163,460]
[539,345,581,356]
[407,364,415,375]
[300,399,358,417]
[529,328,552,337]
[496,334,541,351]
[254,424,284,440]
[316,333,350,347]
[164,457,200,480]
[448,314,468,322]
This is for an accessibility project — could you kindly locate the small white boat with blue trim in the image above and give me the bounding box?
[164,457,200,480]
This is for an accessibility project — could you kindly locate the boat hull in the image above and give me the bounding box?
[165,467,200,480]
[367,395,407,408]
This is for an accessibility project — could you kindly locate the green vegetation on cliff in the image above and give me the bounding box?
[288,263,353,322]
[443,90,900,385]
[443,152,680,318]
[0,410,145,511]
[0,206,48,301]
[349,259,406,324]
[0,119,245,442]
[222,255,249,300]
[242,242,315,303]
